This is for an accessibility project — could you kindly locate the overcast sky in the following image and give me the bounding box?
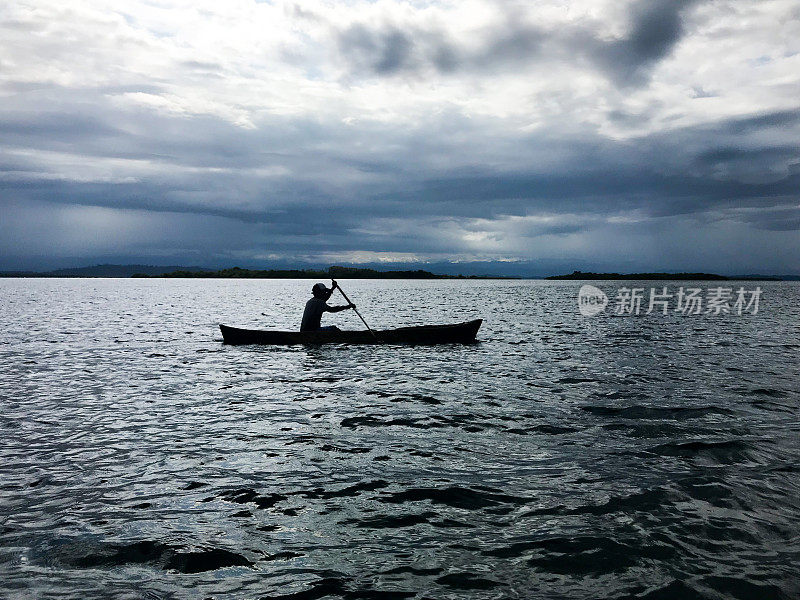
[1,0,799,274]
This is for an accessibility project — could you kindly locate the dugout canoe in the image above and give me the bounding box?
[219,319,482,345]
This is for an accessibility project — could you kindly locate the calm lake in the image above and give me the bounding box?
[1,278,798,599]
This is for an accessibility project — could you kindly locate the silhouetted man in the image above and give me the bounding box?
[300,280,355,331]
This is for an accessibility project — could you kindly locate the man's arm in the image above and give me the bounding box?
[325,303,355,313]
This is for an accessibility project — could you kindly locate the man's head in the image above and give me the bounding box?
[312,283,330,298]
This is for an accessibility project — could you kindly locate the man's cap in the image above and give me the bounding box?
[312,282,329,296]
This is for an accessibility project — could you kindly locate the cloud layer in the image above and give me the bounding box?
[1,0,799,273]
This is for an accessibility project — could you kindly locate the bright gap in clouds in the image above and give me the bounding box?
[0,0,798,273]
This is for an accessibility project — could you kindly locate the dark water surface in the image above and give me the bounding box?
[1,279,798,599]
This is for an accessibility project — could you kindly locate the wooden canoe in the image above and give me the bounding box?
[219,319,482,345]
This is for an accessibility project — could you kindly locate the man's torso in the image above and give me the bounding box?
[301,298,328,331]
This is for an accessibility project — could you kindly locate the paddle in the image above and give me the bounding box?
[333,279,378,339]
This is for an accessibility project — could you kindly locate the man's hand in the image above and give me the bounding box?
[331,279,338,289]
[349,303,356,310]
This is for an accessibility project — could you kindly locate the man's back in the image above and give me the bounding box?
[301,297,328,331]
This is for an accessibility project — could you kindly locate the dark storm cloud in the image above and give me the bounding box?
[336,0,702,85]
[693,145,800,171]
[0,96,328,169]
[716,109,800,135]
[736,206,800,232]
[395,168,800,213]
[338,25,414,74]
[594,0,700,85]
[3,103,798,242]
[363,107,800,223]
[335,20,542,76]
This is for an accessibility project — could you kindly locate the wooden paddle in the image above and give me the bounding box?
[333,280,378,339]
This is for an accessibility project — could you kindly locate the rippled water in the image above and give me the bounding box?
[1,278,799,599]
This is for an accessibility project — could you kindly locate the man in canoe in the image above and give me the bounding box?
[300,280,355,332]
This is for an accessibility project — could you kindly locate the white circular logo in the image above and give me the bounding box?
[578,284,608,316]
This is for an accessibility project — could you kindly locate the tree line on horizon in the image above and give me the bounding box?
[131,266,479,279]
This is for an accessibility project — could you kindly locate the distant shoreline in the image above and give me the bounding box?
[131,266,499,279]
[545,271,784,281]
[0,265,504,280]
[0,264,794,280]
